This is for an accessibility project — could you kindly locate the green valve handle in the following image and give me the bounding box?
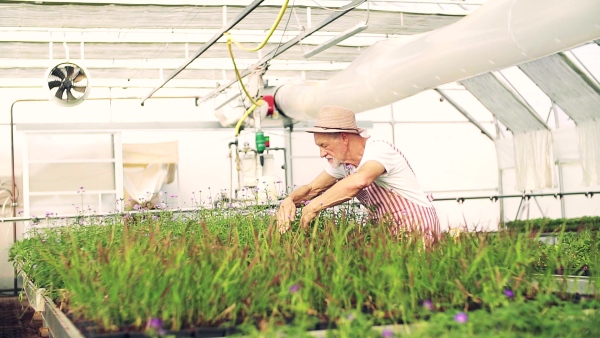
[255,131,265,154]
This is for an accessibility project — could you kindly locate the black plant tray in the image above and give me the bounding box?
[81,326,242,338]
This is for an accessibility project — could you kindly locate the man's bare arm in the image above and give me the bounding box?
[277,170,338,232]
[303,161,385,215]
[285,170,339,206]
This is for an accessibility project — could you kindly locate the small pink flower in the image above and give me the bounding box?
[382,328,394,337]
[148,318,162,329]
[289,284,300,293]
[454,312,468,323]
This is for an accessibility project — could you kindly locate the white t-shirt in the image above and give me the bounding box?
[324,138,432,207]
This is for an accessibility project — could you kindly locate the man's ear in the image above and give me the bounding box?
[341,132,350,145]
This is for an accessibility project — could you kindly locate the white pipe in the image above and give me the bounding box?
[275,0,600,121]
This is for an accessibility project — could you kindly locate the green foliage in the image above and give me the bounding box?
[505,216,600,233]
[8,208,600,336]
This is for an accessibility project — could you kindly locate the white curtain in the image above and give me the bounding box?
[578,119,600,186]
[122,142,178,208]
[513,129,555,191]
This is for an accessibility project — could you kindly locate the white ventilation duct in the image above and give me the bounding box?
[274,0,600,121]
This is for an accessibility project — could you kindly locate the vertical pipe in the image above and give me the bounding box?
[553,102,566,218]
[9,102,17,295]
[284,127,294,193]
[494,118,505,229]
[113,132,124,212]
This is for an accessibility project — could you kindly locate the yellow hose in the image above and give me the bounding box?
[223,0,289,52]
[227,40,261,107]
[235,99,265,137]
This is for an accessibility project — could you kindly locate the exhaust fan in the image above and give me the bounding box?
[45,62,91,107]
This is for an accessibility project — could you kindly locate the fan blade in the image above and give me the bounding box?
[55,87,65,99]
[71,69,81,81]
[51,68,65,80]
[65,66,74,78]
[66,89,76,102]
[73,86,87,93]
[48,80,62,89]
[73,72,86,83]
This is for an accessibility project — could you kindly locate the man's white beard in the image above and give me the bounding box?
[328,157,343,168]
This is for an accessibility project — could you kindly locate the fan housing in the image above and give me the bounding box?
[45,62,91,107]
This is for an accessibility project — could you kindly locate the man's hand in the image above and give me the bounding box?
[277,198,297,233]
[299,202,319,229]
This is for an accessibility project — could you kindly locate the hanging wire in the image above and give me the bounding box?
[264,0,297,71]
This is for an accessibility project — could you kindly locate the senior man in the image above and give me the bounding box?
[277,105,440,243]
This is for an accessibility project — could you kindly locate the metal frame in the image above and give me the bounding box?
[195,0,367,105]
[559,51,600,97]
[141,0,267,104]
[491,71,551,131]
[434,88,494,140]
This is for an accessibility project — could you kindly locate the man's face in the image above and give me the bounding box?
[314,133,345,167]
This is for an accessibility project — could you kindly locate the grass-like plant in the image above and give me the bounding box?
[9,206,600,337]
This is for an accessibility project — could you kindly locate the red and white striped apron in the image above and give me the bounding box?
[355,184,440,244]
[346,143,441,244]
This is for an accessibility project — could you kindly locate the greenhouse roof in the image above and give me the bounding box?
[519,54,600,124]
[0,0,474,88]
[461,73,549,134]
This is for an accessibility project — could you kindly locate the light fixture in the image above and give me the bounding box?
[303,21,368,59]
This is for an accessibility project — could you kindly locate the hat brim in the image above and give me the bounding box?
[305,127,364,134]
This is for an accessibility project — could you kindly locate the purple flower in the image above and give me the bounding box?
[382,328,394,338]
[148,317,162,329]
[289,284,300,293]
[304,200,311,206]
[454,312,468,323]
[504,289,514,298]
[133,204,140,210]
[422,299,433,310]
[79,186,84,190]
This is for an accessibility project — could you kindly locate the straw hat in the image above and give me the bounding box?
[305,105,365,134]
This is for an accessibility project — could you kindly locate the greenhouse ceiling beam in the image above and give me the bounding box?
[0,78,227,89]
[0,28,388,46]
[434,88,494,140]
[0,58,350,71]
[140,0,265,105]
[2,0,483,13]
[559,51,600,97]
[196,0,366,106]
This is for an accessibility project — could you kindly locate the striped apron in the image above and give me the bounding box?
[346,148,441,244]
